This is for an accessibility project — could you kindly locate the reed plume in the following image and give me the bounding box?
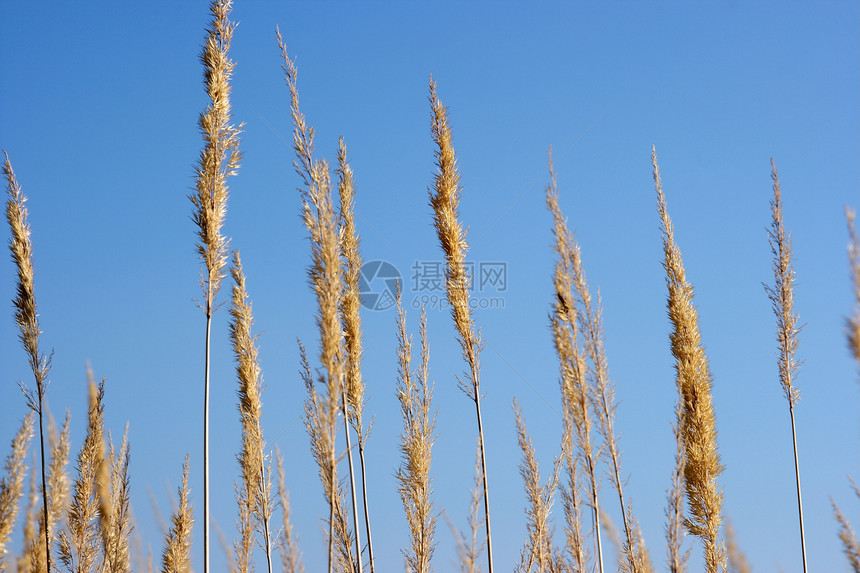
[275,448,303,573]
[17,453,38,572]
[280,29,361,572]
[448,443,486,573]
[58,375,106,573]
[652,147,725,572]
[559,424,588,572]
[161,456,193,573]
[665,409,690,573]
[764,159,807,572]
[428,79,494,573]
[725,520,750,573]
[546,154,603,573]
[847,207,860,365]
[513,399,561,573]
[102,427,131,573]
[30,411,71,573]
[4,150,55,572]
[0,412,34,567]
[395,298,437,573]
[337,138,375,572]
[190,2,241,568]
[229,252,275,573]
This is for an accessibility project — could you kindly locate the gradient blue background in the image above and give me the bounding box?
[1,1,858,571]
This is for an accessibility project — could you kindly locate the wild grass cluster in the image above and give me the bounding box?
[1,1,858,572]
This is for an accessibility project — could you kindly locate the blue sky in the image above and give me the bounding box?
[1,1,858,571]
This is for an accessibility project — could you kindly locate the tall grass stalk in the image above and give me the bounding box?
[4,151,54,572]
[395,297,437,573]
[764,159,807,572]
[190,2,241,570]
[337,138,375,572]
[652,147,725,572]
[229,252,274,573]
[427,79,494,573]
[546,153,603,573]
[279,30,360,573]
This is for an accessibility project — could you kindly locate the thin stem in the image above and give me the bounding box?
[471,365,493,573]
[260,462,273,573]
[204,312,212,573]
[358,444,374,573]
[789,405,807,572]
[341,392,363,573]
[38,401,50,573]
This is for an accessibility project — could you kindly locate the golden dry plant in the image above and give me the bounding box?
[279,28,361,573]
[665,401,691,573]
[764,159,807,571]
[275,447,304,573]
[0,412,34,567]
[653,147,725,573]
[546,154,604,573]
[428,79,494,573]
[395,297,437,573]
[4,150,55,572]
[725,520,751,573]
[189,1,242,569]
[229,252,275,573]
[161,456,193,573]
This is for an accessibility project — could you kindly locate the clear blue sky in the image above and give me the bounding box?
[1,1,858,571]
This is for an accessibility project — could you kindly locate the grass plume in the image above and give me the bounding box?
[395,298,437,573]
[0,412,34,567]
[428,78,494,573]
[653,147,725,572]
[725,520,751,573]
[4,150,55,572]
[764,159,807,572]
[229,252,275,573]
[546,153,604,573]
[275,448,304,573]
[190,1,241,569]
[161,456,193,573]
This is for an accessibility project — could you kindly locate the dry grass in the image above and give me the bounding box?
[428,79,494,573]
[653,147,725,573]
[725,520,751,573]
[0,412,33,567]
[395,298,437,573]
[161,457,193,573]
[275,448,304,573]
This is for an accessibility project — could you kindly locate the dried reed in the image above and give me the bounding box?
[275,447,304,573]
[190,1,242,569]
[229,252,274,573]
[337,137,375,572]
[513,399,561,573]
[4,150,55,572]
[665,410,690,573]
[427,79,494,572]
[161,456,193,573]
[395,298,437,573]
[0,412,34,567]
[764,159,807,571]
[546,153,603,573]
[652,147,725,572]
[725,520,751,573]
[279,28,360,572]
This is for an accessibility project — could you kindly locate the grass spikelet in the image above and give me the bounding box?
[229,251,274,573]
[103,427,132,573]
[652,147,725,572]
[275,447,304,573]
[0,412,34,566]
[665,412,690,573]
[17,453,38,572]
[764,159,807,571]
[559,425,588,572]
[337,138,375,572]
[395,298,437,573]
[4,150,55,572]
[546,153,603,573]
[161,456,193,573]
[428,78,494,573]
[190,2,242,569]
[513,399,561,573]
[58,374,106,573]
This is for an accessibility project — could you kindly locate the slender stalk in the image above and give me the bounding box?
[765,159,807,572]
[340,379,363,573]
[4,151,54,573]
[653,147,725,572]
[427,79,493,573]
[190,2,241,571]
